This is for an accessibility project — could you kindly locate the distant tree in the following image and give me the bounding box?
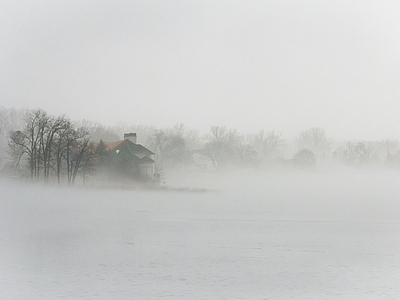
[8,109,93,185]
[0,108,29,168]
[148,123,187,170]
[0,107,10,136]
[8,109,47,181]
[111,123,156,146]
[79,142,96,184]
[125,125,156,148]
[297,128,329,160]
[77,120,120,142]
[332,142,376,167]
[148,129,168,170]
[0,107,26,136]
[94,140,109,169]
[382,139,400,167]
[165,123,187,166]
[293,148,316,167]
[238,143,258,167]
[53,118,75,184]
[41,116,71,182]
[91,139,111,181]
[251,130,283,161]
[7,130,26,176]
[63,127,91,185]
[184,129,201,151]
[204,126,243,170]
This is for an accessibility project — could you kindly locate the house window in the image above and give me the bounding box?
[140,166,153,176]
[146,166,153,175]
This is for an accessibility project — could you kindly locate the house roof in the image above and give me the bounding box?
[108,139,154,156]
[140,156,155,163]
[103,141,124,150]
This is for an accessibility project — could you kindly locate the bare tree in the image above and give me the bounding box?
[7,130,27,176]
[332,142,376,167]
[53,118,74,184]
[148,125,186,170]
[0,107,10,136]
[8,110,93,185]
[62,126,91,185]
[79,142,96,184]
[77,119,120,143]
[252,130,283,161]
[8,109,47,181]
[39,115,72,182]
[204,126,243,170]
[297,127,329,159]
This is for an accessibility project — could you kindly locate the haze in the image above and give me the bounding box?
[2,3,400,297]
[1,170,400,299]
[2,1,400,140]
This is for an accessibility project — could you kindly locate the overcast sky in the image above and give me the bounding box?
[1,1,400,140]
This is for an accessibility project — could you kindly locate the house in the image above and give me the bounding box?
[103,133,156,180]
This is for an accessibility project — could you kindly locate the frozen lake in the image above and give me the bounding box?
[1,171,400,299]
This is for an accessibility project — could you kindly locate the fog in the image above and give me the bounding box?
[2,1,400,297]
[2,1,400,139]
[1,170,400,299]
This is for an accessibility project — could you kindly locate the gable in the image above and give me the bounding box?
[125,140,155,155]
[140,155,155,163]
[107,139,154,156]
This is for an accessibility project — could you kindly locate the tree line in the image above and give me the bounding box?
[5,109,94,184]
[1,107,400,185]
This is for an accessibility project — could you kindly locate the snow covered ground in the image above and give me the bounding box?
[1,170,400,299]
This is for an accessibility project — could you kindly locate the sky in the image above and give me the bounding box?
[1,0,400,140]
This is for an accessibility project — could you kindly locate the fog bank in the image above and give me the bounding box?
[1,170,400,299]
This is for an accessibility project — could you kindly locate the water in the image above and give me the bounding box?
[1,172,400,299]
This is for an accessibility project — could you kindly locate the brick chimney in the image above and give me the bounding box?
[124,133,137,144]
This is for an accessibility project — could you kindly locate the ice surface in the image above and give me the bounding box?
[1,171,400,299]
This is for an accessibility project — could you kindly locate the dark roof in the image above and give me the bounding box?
[109,139,154,155]
[140,156,155,163]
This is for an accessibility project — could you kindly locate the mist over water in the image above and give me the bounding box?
[1,170,400,299]
[165,169,400,222]
[2,1,400,297]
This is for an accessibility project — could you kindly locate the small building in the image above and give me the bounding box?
[103,133,156,180]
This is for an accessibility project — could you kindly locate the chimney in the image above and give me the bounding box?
[124,133,137,144]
